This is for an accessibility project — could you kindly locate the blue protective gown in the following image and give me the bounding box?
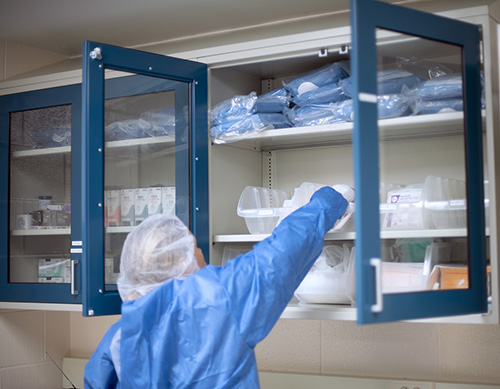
[84,187,347,388]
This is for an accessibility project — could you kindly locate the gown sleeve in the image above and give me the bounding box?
[217,186,348,347]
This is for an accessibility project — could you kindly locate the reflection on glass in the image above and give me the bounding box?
[9,106,72,283]
[375,29,473,294]
[102,72,189,291]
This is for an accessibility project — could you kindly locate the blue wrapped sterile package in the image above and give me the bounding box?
[340,69,421,97]
[210,113,291,144]
[285,104,345,127]
[413,73,463,100]
[210,92,258,126]
[255,88,289,113]
[412,98,464,115]
[292,82,347,107]
[284,62,349,98]
[334,94,410,122]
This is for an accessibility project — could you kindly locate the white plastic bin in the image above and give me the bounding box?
[237,186,289,234]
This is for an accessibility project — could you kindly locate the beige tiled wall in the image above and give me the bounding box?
[0,310,70,389]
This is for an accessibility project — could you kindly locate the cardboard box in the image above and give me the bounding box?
[148,187,163,216]
[120,189,135,226]
[162,186,176,215]
[106,190,121,227]
[427,264,491,290]
[134,188,149,225]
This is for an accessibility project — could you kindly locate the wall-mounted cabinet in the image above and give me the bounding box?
[0,1,497,324]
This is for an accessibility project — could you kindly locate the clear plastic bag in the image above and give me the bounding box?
[210,92,257,126]
[209,113,291,144]
[283,61,349,98]
[396,56,455,80]
[51,129,72,146]
[334,94,410,121]
[412,98,463,115]
[139,107,176,137]
[412,73,464,100]
[340,69,421,97]
[254,88,290,113]
[105,119,151,141]
[285,104,344,127]
[292,82,347,107]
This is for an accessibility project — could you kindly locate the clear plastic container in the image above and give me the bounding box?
[237,186,289,234]
[221,246,252,266]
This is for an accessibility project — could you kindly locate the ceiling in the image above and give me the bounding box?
[0,0,494,57]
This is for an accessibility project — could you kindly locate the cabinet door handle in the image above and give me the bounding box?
[71,259,79,296]
[370,258,383,313]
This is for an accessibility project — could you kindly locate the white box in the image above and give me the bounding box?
[120,189,135,226]
[106,190,121,227]
[38,258,70,283]
[134,188,149,225]
[162,187,176,215]
[16,214,32,230]
[148,187,163,216]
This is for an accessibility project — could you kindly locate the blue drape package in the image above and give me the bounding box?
[340,69,421,97]
[292,82,347,107]
[412,98,464,115]
[254,88,289,113]
[210,92,258,126]
[210,113,291,144]
[285,104,345,127]
[334,94,410,122]
[413,73,464,100]
[283,62,349,98]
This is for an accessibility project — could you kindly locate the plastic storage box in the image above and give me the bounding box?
[237,186,289,234]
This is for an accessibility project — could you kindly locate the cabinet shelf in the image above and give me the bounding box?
[221,111,485,151]
[11,228,71,236]
[11,136,175,158]
[213,228,486,243]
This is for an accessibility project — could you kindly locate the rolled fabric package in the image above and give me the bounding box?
[254,88,290,113]
[210,92,257,126]
[292,82,347,107]
[283,61,349,98]
[412,73,464,100]
[334,94,410,122]
[285,104,345,127]
[209,113,291,144]
[339,69,421,97]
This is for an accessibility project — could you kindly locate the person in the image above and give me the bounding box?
[84,186,348,388]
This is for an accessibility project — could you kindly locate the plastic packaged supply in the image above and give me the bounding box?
[139,107,176,137]
[412,98,463,115]
[254,88,289,113]
[333,94,410,121]
[412,73,463,100]
[380,183,429,230]
[38,258,71,283]
[294,244,355,304]
[292,82,347,107]
[339,69,421,97]
[148,187,163,216]
[121,189,136,226]
[210,92,257,126]
[285,104,344,127]
[134,188,149,225]
[106,190,121,227]
[283,61,349,98]
[105,119,151,141]
[162,187,176,215]
[209,113,291,144]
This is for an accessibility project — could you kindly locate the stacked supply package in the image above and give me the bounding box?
[209,89,291,144]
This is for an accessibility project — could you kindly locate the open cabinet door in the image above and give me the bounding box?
[82,41,208,316]
[351,0,487,324]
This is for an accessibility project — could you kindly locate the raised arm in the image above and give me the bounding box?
[218,186,348,347]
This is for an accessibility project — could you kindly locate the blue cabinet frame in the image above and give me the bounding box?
[0,84,82,304]
[351,0,487,324]
[82,41,208,316]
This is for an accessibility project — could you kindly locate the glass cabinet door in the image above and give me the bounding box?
[0,84,82,303]
[82,41,208,316]
[351,0,487,323]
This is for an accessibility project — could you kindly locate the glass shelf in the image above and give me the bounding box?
[11,228,71,236]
